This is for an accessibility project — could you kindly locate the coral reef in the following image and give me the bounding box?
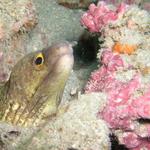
[82,1,150,149]
[0,0,110,149]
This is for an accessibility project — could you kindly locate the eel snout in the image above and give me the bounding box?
[56,42,74,71]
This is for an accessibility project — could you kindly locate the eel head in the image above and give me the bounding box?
[1,42,74,127]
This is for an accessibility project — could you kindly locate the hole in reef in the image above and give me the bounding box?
[3,135,8,139]
[71,30,103,93]
[110,134,129,150]
[73,30,100,66]
[8,130,21,137]
[137,118,150,124]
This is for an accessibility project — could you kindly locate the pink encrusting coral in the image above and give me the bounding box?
[81,1,128,32]
[85,50,150,149]
[85,50,138,95]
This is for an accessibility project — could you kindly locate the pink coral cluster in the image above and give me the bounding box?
[85,50,150,149]
[85,50,124,92]
[81,1,127,32]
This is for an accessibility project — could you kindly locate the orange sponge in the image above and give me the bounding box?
[113,42,137,55]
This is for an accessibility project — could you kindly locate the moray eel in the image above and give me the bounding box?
[0,42,74,127]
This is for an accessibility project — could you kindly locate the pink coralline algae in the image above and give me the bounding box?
[81,1,128,32]
[85,50,136,91]
[85,50,150,149]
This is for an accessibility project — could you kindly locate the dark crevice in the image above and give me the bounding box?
[73,31,100,67]
[110,134,129,150]
[136,118,150,124]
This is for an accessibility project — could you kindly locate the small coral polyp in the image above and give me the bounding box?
[82,1,150,149]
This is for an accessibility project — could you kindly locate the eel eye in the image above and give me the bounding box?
[34,53,44,68]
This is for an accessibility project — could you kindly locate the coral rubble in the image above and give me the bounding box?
[82,1,150,149]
